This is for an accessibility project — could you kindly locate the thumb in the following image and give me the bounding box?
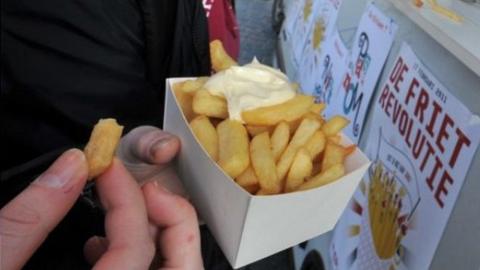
[0,149,88,270]
[117,126,180,166]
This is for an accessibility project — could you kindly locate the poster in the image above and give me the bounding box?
[296,0,343,93]
[330,43,480,270]
[289,0,324,66]
[300,30,348,105]
[324,3,397,143]
[282,0,303,41]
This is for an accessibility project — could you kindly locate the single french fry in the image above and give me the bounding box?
[321,115,349,136]
[173,83,198,121]
[210,40,238,72]
[256,189,272,196]
[271,121,290,161]
[276,118,321,181]
[236,166,260,194]
[190,116,219,161]
[246,125,274,137]
[250,132,281,194]
[327,135,342,144]
[217,120,250,178]
[242,95,315,126]
[181,77,209,93]
[304,112,325,125]
[321,142,346,172]
[304,130,326,160]
[298,164,345,191]
[285,148,312,192]
[84,119,124,179]
[309,103,326,114]
[193,90,229,119]
[286,112,323,135]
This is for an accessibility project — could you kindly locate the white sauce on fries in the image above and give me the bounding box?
[204,58,296,122]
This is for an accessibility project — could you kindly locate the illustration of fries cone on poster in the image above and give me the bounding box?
[346,128,421,270]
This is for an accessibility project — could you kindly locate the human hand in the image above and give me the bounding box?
[0,149,203,270]
[116,126,186,195]
[83,160,204,270]
[114,126,204,269]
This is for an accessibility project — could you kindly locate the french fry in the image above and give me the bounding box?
[250,132,281,194]
[285,148,312,192]
[298,164,345,191]
[256,189,271,196]
[321,142,346,172]
[327,135,342,144]
[321,115,349,136]
[246,125,274,137]
[210,40,238,72]
[277,118,321,181]
[84,119,124,179]
[309,103,326,114]
[173,83,198,121]
[190,116,219,161]
[271,121,290,161]
[285,111,323,135]
[236,166,260,194]
[304,112,325,125]
[217,120,250,178]
[242,95,315,126]
[193,90,229,119]
[304,130,326,160]
[181,77,208,93]
[173,70,358,195]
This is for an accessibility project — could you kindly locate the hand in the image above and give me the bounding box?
[84,162,204,270]
[115,126,204,269]
[0,149,89,270]
[0,149,203,270]
[116,126,186,196]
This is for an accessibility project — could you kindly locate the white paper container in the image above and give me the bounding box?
[163,78,371,268]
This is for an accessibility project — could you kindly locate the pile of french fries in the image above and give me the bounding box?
[171,40,356,195]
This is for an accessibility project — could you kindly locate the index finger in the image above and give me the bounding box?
[92,159,154,270]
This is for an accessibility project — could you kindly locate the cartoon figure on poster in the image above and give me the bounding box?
[324,3,397,143]
[341,31,371,138]
[302,29,348,106]
[314,54,333,103]
[331,43,480,270]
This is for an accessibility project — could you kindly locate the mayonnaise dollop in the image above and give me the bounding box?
[203,58,296,122]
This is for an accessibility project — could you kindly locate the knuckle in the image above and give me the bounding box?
[0,201,42,238]
[176,198,197,219]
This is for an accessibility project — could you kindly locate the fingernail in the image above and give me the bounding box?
[149,136,173,159]
[34,149,86,189]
